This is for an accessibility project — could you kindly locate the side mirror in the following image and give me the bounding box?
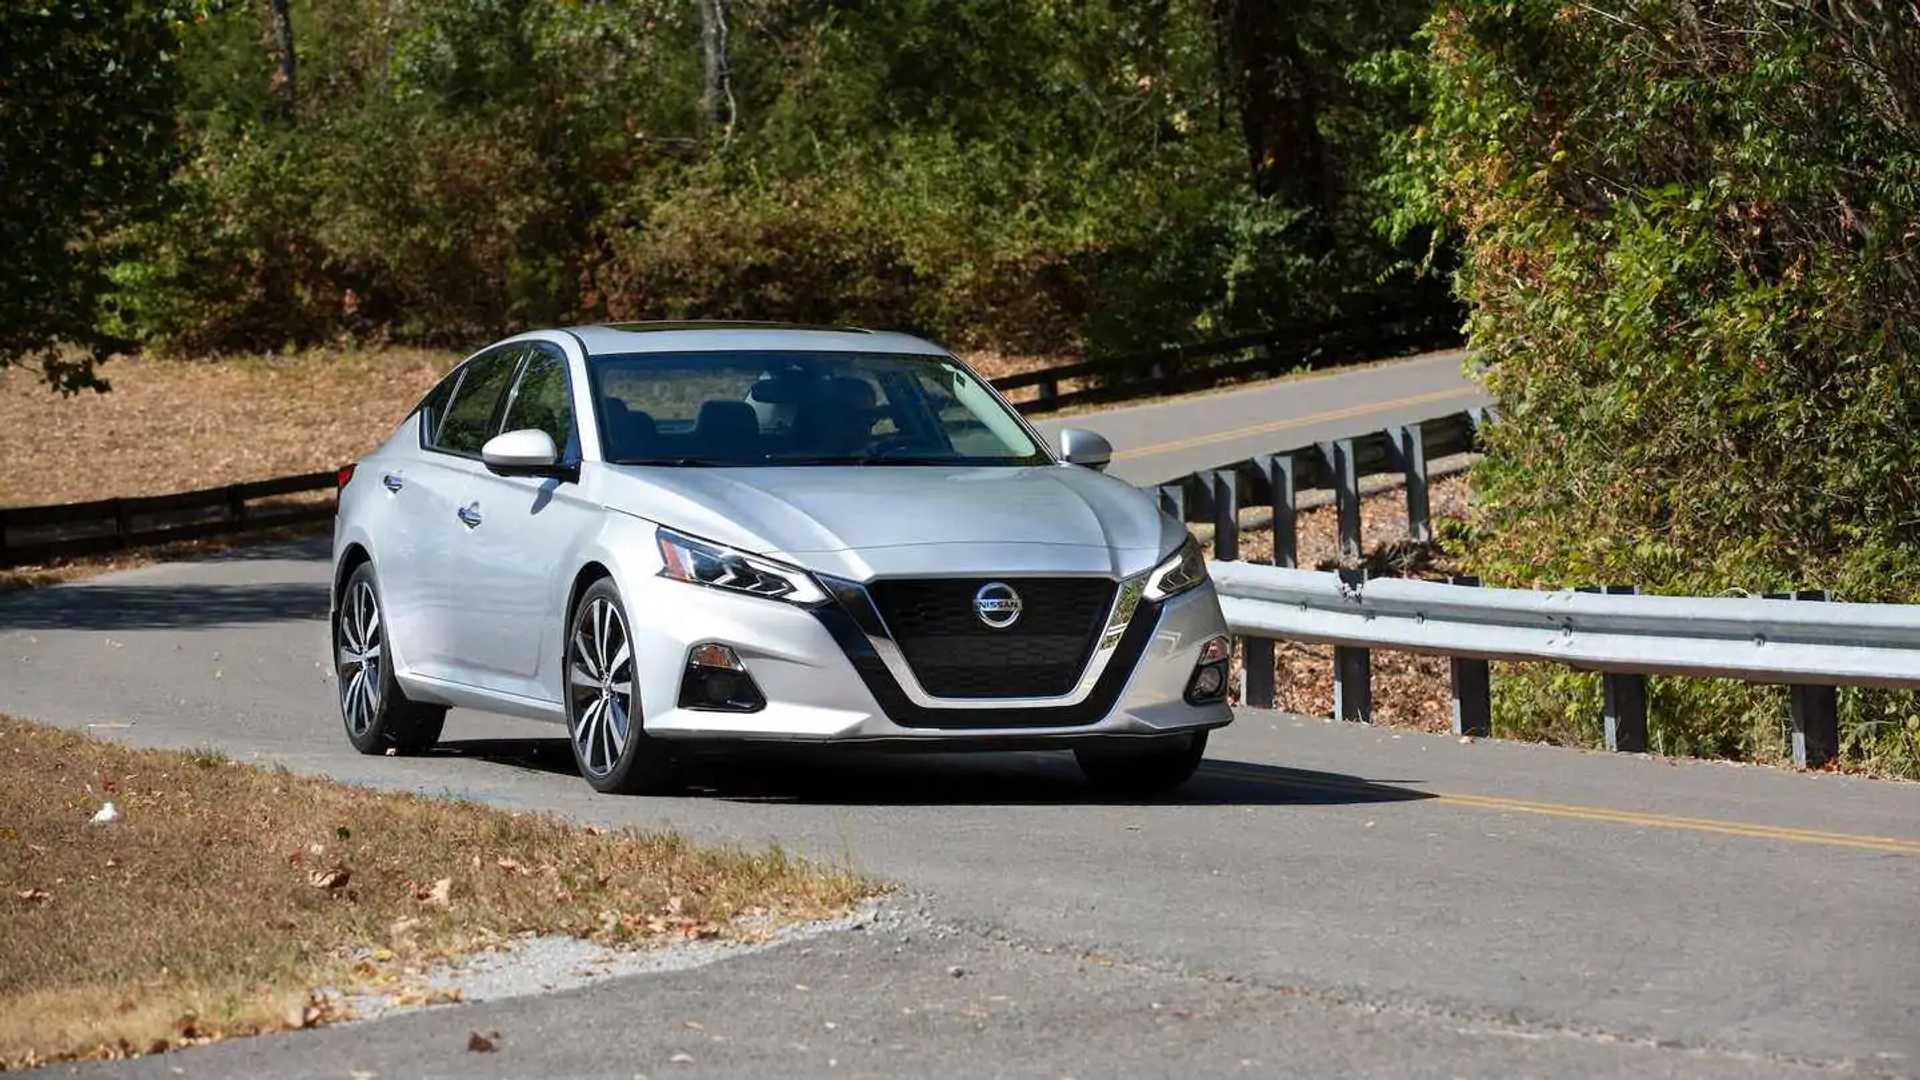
[481,429,562,476]
[1058,428,1113,472]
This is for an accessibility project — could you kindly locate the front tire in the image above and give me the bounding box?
[336,562,446,755]
[565,578,675,794]
[1074,730,1208,796]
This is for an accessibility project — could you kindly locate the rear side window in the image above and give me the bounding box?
[434,347,523,456]
[500,347,577,461]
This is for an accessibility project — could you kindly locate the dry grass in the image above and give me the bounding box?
[1,346,1072,510]
[1,349,458,509]
[0,714,875,1071]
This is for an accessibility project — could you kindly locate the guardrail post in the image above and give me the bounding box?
[1332,569,1371,722]
[1584,585,1649,752]
[1038,378,1059,407]
[1241,454,1295,710]
[1784,589,1839,769]
[1389,424,1431,543]
[1209,471,1239,560]
[1261,453,1298,569]
[1156,483,1186,524]
[0,509,10,566]
[112,498,132,550]
[226,483,248,528]
[1448,575,1492,736]
[1318,438,1362,564]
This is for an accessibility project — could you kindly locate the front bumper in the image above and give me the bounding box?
[632,578,1233,744]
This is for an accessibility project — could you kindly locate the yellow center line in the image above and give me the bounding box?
[1111,385,1485,462]
[1202,765,1920,856]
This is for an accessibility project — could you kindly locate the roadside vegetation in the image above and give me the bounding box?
[1385,0,1920,775]
[2,0,1447,394]
[0,714,874,1070]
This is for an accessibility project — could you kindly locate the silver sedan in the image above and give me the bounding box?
[330,323,1233,794]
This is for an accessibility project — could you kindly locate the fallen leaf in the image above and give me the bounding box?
[496,858,530,876]
[309,866,351,890]
[15,888,50,905]
[467,1030,498,1053]
[415,876,452,909]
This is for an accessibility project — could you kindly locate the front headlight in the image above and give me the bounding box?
[656,527,828,606]
[1144,536,1208,601]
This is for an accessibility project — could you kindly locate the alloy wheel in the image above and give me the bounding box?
[337,579,383,737]
[569,596,635,778]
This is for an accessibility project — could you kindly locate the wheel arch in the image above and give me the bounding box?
[333,542,373,613]
[563,560,615,634]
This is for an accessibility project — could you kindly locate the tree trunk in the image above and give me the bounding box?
[699,0,736,140]
[265,0,296,120]
[1212,0,1331,250]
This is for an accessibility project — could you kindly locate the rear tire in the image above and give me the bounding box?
[336,561,446,755]
[1074,730,1208,796]
[565,578,676,795]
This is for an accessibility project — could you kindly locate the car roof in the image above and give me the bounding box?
[564,321,949,358]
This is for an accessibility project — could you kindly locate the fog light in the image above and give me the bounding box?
[1186,635,1231,704]
[678,643,766,712]
[1187,664,1227,702]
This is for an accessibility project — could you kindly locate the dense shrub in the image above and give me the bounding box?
[1,2,190,391]
[1399,0,1920,773]
[101,0,1445,357]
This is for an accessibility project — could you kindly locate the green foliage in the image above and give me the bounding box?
[0,1,195,391]
[1401,0,1920,775]
[99,0,1444,358]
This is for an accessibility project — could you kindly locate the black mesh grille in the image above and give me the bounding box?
[866,578,1117,698]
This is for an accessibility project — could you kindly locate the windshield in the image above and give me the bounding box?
[587,350,1049,467]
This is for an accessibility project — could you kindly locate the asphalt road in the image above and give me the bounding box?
[1029,348,1485,485]
[6,540,1918,1079]
[5,357,1917,1078]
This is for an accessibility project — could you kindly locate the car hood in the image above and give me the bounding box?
[596,464,1182,579]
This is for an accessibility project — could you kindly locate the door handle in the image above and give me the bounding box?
[456,503,482,528]
[382,473,405,492]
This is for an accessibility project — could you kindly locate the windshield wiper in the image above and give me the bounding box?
[764,455,957,466]
[614,457,732,467]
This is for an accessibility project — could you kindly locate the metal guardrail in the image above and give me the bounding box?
[1210,563,1912,769]
[0,472,339,567]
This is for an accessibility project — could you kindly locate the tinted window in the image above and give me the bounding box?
[501,348,576,461]
[589,351,1044,467]
[435,347,522,455]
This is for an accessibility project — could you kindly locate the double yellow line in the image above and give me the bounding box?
[1203,763,1920,856]
[1112,385,1485,463]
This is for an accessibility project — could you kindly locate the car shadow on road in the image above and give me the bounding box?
[0,581,331,631]
[432,737,1435,807]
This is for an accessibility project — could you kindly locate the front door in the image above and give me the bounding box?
[447,343,593,702]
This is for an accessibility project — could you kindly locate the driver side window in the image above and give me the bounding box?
[500,346,578,462]
[433,346,523,457]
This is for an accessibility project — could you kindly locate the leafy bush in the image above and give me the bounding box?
[102,0,1445,358]
[1,2,191,391]
[1399,0,1920,774]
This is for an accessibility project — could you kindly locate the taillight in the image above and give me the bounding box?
[336,463,357,492]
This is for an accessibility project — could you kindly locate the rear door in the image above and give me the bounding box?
[448,342,594,701]
[393,344,525,684]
